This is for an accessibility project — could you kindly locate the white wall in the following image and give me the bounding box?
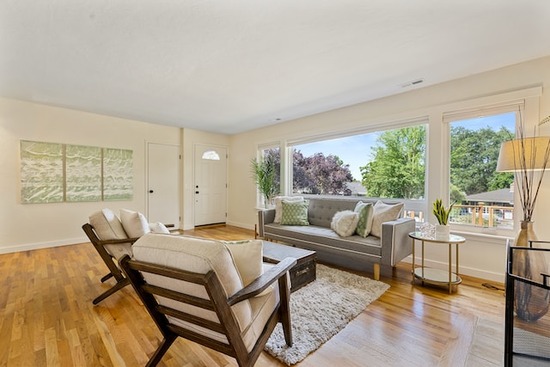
[228,55,550,282]
[3,56,550,281]
[0,98,180,253]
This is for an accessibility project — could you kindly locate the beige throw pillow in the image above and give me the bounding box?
[120,209,151,238]
[370,201,404,238]
[331,210,359,237]
[149,222,171,234]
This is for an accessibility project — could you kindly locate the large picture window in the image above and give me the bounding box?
[289,123,427,220]
[448,111,515,229]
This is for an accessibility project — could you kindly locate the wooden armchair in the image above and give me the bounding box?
[119,234,296,367]
[83,209,140,304]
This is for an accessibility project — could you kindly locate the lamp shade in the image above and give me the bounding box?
[496,137,550,172]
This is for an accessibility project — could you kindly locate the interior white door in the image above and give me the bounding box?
[194,144,227,226]
[147,143,180,228]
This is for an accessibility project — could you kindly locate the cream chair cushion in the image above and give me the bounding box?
[222,240,263,286]
[89,208,133,259]
[132,234,279,352]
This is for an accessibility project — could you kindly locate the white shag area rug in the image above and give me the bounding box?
[264,264,390,365]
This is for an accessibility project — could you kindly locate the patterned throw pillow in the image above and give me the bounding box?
[331,210,359,237]
[280,200,309,226]
[370,201,404,238]
[273,196,304,223]
[354,201,374,237]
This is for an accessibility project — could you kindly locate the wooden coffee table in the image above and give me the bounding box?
[262,241,316,292]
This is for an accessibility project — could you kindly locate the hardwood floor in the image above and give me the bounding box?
[0,225,507,367]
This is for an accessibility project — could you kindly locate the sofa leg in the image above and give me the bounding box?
[373,263,380,281]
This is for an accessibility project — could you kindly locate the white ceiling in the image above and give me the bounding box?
[1,1,550,135]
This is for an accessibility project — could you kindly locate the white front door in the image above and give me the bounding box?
[147,143,180,228]
[194,144,227,226]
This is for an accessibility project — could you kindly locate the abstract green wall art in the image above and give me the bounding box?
[104,148,133,201]
[20,141,64,203]
[20,140,133,204]
[66,144,102,202]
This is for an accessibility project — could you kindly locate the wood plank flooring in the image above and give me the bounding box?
[0,225,507,367]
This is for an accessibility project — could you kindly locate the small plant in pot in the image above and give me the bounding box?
[433,199,454,237]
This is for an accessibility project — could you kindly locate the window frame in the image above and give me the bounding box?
[285,117,429,218]
[442,103,525,237]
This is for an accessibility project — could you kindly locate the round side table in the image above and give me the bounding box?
[409,231,466,293]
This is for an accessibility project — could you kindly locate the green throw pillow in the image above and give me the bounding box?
[281,200,309,226]
[354,201,374,237]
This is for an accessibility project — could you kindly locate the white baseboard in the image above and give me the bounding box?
[225,220,255,231]
[401,255,504,283]
[0,237,88,255]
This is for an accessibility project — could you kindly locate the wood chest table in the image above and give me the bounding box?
[262,241,316,292]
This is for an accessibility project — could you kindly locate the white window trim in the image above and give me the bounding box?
[439,86,542,237]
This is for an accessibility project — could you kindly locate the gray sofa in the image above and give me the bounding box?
[257,196,415,280]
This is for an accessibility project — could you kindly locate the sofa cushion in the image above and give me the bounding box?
[264,223,382,257]
[274,196,304,223]
[131,234,253,333]
[120,209,151,238]
[331,210,359,237]
[371,201,404,238]
[307,198,358,227]
[281,200,309,226]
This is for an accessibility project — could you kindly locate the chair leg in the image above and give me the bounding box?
[146,334,177,367]
[278,274,293,346]
[92,278,130,305]
[100,273,114,283]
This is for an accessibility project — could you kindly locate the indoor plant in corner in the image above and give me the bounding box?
[432,199,453,238]
[251,155,278,208]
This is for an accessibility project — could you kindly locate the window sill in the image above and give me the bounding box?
[450,229,513,245]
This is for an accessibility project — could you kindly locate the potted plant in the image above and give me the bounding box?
[250,156,278,208]
[433,199,454,237]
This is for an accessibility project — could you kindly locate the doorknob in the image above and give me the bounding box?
[195,191,199,194]
[149,190,154,193]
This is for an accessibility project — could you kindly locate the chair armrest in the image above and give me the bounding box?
[97,237,140,246]
[228,257,297,305]
[258,209,276,238]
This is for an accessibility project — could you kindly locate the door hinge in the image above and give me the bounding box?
[179,154,182,159]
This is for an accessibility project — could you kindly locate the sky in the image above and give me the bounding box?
[293,112,516,181]
[295,133,380,180]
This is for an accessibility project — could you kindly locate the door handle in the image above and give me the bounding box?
[149,190,154,193]
[195,191,199,194]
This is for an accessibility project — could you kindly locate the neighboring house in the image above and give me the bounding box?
[464,187,514,207]
[344,181,367,196]
[459,187,514,227]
